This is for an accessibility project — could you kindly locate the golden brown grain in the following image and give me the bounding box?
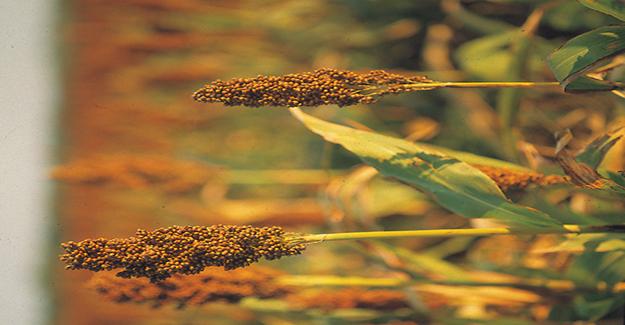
[60,225,306,282]
[89,266,292,308]
[473,165,568,192]
[192,68,432,107]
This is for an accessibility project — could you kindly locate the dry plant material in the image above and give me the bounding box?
[60,225,306,282]
[192,68,432,107]
[51,154,216,193]
[289,288,409,311]
[555,151,609,189]
[473,165,568,191]
[89,266,292,308]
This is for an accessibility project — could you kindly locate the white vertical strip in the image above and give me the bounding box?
[0,1,55,324]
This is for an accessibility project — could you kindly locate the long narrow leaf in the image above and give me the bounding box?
[291,108,562,230]
[578,0,625,22]
[548,26,625,92]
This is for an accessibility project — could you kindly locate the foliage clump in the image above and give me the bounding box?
[192,68,431,107]
[60,225,306,282]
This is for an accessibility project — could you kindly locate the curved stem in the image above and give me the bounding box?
[296,225,625,243]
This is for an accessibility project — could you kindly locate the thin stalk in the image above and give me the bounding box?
[277,275,625,294]
[295,225,625,243]
[404,81,560,89]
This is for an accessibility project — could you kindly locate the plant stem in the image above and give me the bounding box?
[404,81,560,89]
[296,225,625,243]
[277,275,625,293]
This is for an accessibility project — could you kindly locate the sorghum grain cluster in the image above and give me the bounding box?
[473,165,567,192]
[192,68,432,107]
[60,225,305,282]
[89,266,292,307]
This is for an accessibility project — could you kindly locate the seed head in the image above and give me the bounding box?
[51,154,216,193]
[88,266,292,308]
[192,68,432,107]
[473,165,568,192]
[60,225,306,282]
[289,288,409,311]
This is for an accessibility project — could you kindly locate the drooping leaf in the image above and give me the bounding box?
[578,0,625,22]
[291,108,562,230]
[606,170,625,187]
[563,76,625,92]
[555,130,625,196]
[576,128,625,168]
[548,26,625,92]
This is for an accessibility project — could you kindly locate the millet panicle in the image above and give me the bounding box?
[192,68,432,107]
[60,225,306,282]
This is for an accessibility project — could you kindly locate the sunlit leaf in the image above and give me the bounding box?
[606,170,625,187]
[548,26,625,92]
[578,0,625,22]
[555,130,625,196]
[576,128,625,168]
[291,108,562,229]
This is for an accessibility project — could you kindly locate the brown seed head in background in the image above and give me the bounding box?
[88,266,292,308]
[473,165,568,192]
[60,225,306,282]
[192,68,432,107]
[289,288,410,311]
[51,154,217,193]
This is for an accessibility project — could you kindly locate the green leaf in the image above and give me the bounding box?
[291,108,562,230]
[526,192,605,225]
[454,31,549,81]
[562,76,625,92]
[418,142,530,172]
[606,170,625,187]
[563,250,625,320]
[555,130,625,196]
[455,31,517,80]
[578,0,625,22]
[577,128,624,168]
[573,295,625,321]
[567,250,625,286]
[548,25,625,92]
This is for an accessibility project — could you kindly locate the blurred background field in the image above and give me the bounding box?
[46,0,625,324]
